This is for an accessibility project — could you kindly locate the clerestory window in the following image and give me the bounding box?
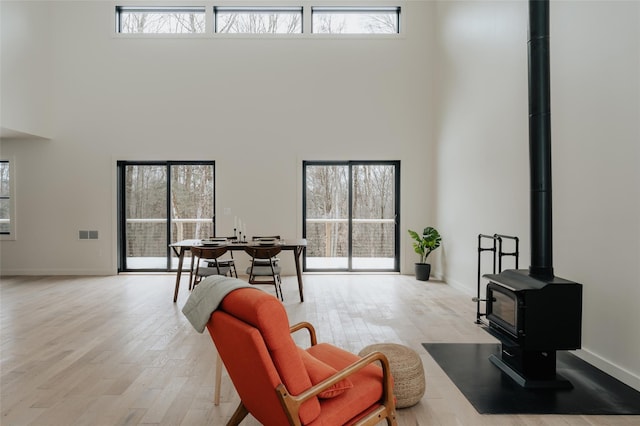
[214,6,303,34]
[116,6,206,34]
[312,6,400,34]
[115,5,401,36]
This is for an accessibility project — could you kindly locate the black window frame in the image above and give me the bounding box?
[117,160,216,272]
[0,159,13,237]
[302,160,401,273]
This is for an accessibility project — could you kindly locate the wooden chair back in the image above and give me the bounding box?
[244,245,283,300]
[244,245,282,260]
[190,246,230,288]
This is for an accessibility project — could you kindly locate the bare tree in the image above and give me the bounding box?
[364,13,398,34]
[314,15,345,34]
[120,11,204,34]
[306,164,396,261]
[313,11,396,34]
[217,12,301,34]
[124,164,213,259]
[0,162,10,232]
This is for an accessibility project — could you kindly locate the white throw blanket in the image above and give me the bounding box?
[182,275,254,333]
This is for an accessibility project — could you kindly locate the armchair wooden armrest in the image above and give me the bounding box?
[276,351,397,426]
[289,321,317,346]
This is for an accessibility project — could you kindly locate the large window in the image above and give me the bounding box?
[116,6,206,34]
[117,161,215,272]
[303,161,400,272]
[312,6,400,34]
[0,160,15,239]
[215,6,303,34]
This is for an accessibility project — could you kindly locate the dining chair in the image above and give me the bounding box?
[244,245,283,300]
[251,235,281,266]
[206,286,397,426]
[189,246,232,289]
[214,237,238,278]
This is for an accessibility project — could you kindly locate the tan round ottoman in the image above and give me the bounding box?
[358,343,425,408]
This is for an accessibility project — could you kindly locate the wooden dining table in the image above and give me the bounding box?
[170,238,307,303]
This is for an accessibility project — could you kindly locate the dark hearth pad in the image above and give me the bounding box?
[422,343,640,415]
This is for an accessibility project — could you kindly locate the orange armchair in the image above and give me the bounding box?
[206,288,397,426]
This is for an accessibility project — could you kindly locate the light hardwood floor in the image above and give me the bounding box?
[1,274,637,426]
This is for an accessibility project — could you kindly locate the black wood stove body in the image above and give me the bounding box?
[484,270,582,388]
[481,0,583,389]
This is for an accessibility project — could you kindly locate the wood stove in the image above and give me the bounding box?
[480,0,583,389]
[484,270,582,388]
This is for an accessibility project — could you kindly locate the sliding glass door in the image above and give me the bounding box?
[303,161,400,272]
[117,161,215,272]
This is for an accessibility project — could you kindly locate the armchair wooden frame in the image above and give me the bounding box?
[226,321,397,426]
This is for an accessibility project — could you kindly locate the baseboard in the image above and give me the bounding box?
[430,271,445,281]
[0,268,115,276]
[575,348,640,392]
[445,276,476,297]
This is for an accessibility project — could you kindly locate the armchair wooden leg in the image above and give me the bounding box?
[214,352,222,405]
[226,402,249,426]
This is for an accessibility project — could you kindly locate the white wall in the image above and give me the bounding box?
[0,0,437,275]
[435,0,640,390]
[2,0,638,392]
[0,1,53,137]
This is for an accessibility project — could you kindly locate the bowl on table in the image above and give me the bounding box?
[201,239,227,246]
[256,237,279,245]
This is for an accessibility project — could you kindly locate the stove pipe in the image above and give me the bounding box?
[528,0,554,279]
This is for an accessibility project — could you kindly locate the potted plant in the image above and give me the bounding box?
[408,227,442,281]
